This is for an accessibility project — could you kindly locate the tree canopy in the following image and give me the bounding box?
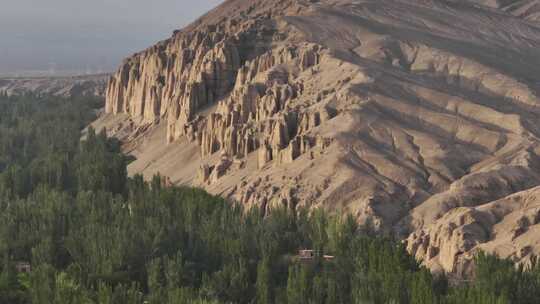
[1,94,540,304]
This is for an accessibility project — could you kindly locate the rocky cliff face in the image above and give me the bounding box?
[99,0,540,276]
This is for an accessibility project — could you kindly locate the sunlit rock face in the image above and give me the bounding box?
[101,0,540,276]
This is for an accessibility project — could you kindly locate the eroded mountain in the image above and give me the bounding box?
[94,0,540,276]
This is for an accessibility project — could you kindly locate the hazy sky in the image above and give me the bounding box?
[0,0,223,76]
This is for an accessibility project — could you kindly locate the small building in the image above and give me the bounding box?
[298,249,335,262]
[323,255,335,261]
[15,262,31,273]
[299,249,319,260]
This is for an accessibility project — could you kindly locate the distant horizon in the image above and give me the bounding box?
[0,70,112,79]
[0,69,112,78]
[0,0,223,77]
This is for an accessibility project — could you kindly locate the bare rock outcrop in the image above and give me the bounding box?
[406,186,540,275]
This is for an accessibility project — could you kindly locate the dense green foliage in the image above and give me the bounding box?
[1,93,540,303]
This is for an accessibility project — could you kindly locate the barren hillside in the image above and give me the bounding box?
[94,0,540,276]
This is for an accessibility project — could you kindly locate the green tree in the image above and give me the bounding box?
[256,256,273,304]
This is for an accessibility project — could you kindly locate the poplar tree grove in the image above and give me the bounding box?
[1,94,540,303]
